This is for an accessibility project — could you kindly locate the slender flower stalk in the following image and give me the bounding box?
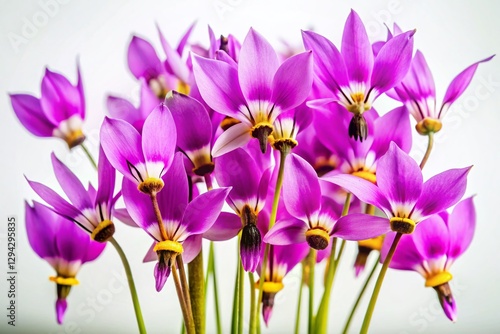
[419,132,434,170]
[204,242,222,334]
[249,272,257,334]
[294,264,305,334]
[308,249,317,334]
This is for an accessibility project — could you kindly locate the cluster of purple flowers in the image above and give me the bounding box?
[11,9,492,333]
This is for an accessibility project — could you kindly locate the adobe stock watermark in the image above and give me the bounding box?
[364,0,405,39]
[49,270,129,334]
[7,0,73,54]
[213,0,246,21]
[411,74,500,163]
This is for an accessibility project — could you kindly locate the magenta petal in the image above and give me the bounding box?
[212,122,252,157]
[415,167,471,218]
[239,28,278,102]
[377,142,422,208]
[372,106,412,156]
[263,218,307,245]
[192,55,247,119]
[371,30,414,95]
[283,154,321,221]
[447,197,476,260]
[180,187,231,239]
[271,51,313,112]
[181,234,203,264]
[382,232,424,271]
[157,25,190,83]
[55,221,91,263]
[204,212,241,241]
[56,298,68,324]
[10,94,55,136]
[406,51,436,100]
[127,35,163,80]
[302,30,349,92]
[114,208,139,228]
[142,103,176,174]
[154,261,171,292]
[100,117,145,184]
[441,55,495,111]
[165,91,212,152]
[106,95,139,126]
[95,146,116,209]
[412,214,449,260]
[27,179,81,221]
[342,10,373,83]
[41,68,81,123]
[322,174,391,214]
[51,153,93,211]
[331,214,390,240]
[177,21,196,55]
[25,201,59,259]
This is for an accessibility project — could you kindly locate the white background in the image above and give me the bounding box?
[1,0,499,333]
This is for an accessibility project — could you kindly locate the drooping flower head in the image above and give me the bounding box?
[123,153,230,291]
[391,50,494,135]
[26,201,105,324]
[10,63,86,148]
[326,142,471,237]
[193,27,313,156]
[27,147,118,242]
[302,9,414,141]
[204,147,271,272]
[100,103,176,195]
[381,197,476,321]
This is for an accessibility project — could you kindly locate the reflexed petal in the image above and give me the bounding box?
[76,61,85,118]
[25,201,59,259]
[256,168,272,212]
[192,55,246,119]
[127,35,163,80]
[204,212,242,241]
[440,55,495,116]
[239,28,278,102]
[331,214,390,240]
[27,179,81,220]
[82,238,106,263]
[371,106,412,156]
[154,261,171,292]
[95,146,116,209]
[114,208,139,227]
[56,221,91,263]
[156,154,189,223]
[271,51,313,112]
[9,94,55,136]
[283,154,321,221]
[56,299,68,325]
[41,68,81,123]
[100,117,145,184]
[447,197,476,260]
[342,10,373,83]
[106,95,139,126]
[263,218,307,245]
[157,24,191,83]
[376,142,422,208]
[382,232,424,271]
[322,174,391,214]
[179,187,231,240]
[141,103,176,175]
[412,214,449,260]
[406,51,436,100]
[302,31,349,92]
[182,234,203,264]
[414,167,471,218]
[177,21,196,55]
[143,242,157,262]
[51,153,93,211]
[371,30,414,95]
[165,91,212,152]
[274,242,309,275]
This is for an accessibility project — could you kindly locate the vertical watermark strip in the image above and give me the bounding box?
[6,216,17,327]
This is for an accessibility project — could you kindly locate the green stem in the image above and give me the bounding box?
[108,237,146,334]
[231,247,242,334]
[360,233,402,334]
[313,192,351,333]
[294,264,305,334]
[308,249,317,334]
[80,142,97,169]
[188,251,205,334]
[342,255,380,334]
[419,132,434,170]
[256,148,289,330]
[205,242,222,334]
[238,260,244,334]
[249,272,257,334]
[172,260,196,334]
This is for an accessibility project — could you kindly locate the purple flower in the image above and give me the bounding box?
[391,50,494,135]
[164,91,214,177]
[265,154,376,250]
[193,28,313,156]
[107,79,159,133]
[204,148,272,272]
[27,147,118,242]
[100,103,176,195]
[122,153,230,291]
[325,142,471,236]
[270,102,313,151]
[381,197,476,321]
[26,201,105,324]
[302,10,414,141]
[10,64,86,148]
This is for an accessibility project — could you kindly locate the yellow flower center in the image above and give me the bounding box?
[138,177,164,194]
[261,281,284,294]
[305,228,330,250]
[358,235,384,251]
[352,171,377,184]
[389,217,416,234]
[65,129,86,149]
[416,118,442,135]
[49,276,79,286]
[91,219,115,242]
[425,271,453,287]
[176,81,191,95]
[154,240,184,254]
